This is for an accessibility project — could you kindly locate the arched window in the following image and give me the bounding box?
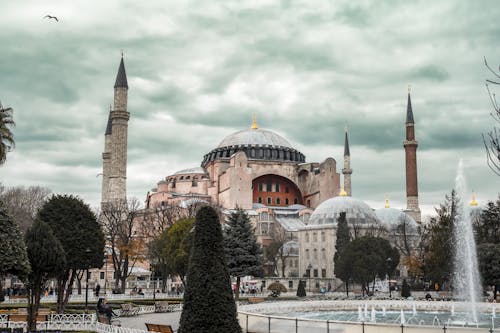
[321,232,325,242]
[285,198,289,205]
[313,249,318,260]
[267,197,272,205]
[313,233,317,242]
[321,248,326,260]
[305,233,309,242]
[294,198,298,204]
[258,197,262,204]
[305,249,310,260]
[276,198,281,205]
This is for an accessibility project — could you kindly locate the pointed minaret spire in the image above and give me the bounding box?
[114,55,128,89]
[385,195,390,208]
[105,111,112,135]
[342,126,352,196]
[404,87,421,223]
[251,114,258,129]
[470,191,478,207]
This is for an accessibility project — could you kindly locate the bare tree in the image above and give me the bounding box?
[483,57,500,176]
[100,198,146,293]
[265,223,294,277]
[0,184,51,231]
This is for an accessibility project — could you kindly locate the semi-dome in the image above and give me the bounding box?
[308,196,380,226]
[202,125,305,167]
[174,167,207,175]
[375,207,418,234]
[217,128,294,149]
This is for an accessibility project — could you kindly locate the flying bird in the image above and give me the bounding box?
[44,15,59,22]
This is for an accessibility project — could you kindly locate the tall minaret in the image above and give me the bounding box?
[342,127,352,196]
[106,55,130,203]
[404,88,421,222]
[101,111,112,203]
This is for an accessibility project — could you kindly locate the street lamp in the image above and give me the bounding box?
[307,263,313,292]
[85,248,91,313]
[103,256,108,296]
[386,257,393,298]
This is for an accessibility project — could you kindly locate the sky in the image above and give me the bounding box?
[1,0,499,219]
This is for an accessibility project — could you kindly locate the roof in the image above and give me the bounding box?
[105,113,112,135]
[274,216,305,232]
[114,57,128,88]
[174,167,207,175]
[309,196,380,226]
[217,128,293,149]
[374,207,418,234]
[128,267,151,275]
[344,130,350,156]
[406,93,414,124]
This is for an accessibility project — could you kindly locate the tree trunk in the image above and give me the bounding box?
[234,276,240,302]
[345,281,349,296]
[28,277,42,332]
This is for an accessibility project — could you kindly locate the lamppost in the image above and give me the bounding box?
[103,256,108,296]
[386,257,393,298]
[307,263,313,293]
[85,248,91,313]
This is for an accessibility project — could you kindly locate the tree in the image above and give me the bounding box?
[296,280,306,297]
[401,279,411,298]
[475,196,500,244]
[483,58,500,175]
[0,101,15,165]
[25,220,66,331]
[100,198,145,293]
[162,218,195,287]
[0,184,51,231]
[0,201,30,302]
[178,206,241,333]
[224,209,263,301]
[342,236,399,296]
[38,195,105,313]
[477,243,500,300]
[422,190,457,288]
[333,212,351,295]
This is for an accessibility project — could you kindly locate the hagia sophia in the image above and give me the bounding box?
[100,56,425,284]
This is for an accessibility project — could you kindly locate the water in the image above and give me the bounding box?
[453,159,482,323]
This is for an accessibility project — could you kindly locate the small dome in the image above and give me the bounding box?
[375,207,418,234]
[218,128,294,149]
[174,167,207,175]
[309,196,380,226]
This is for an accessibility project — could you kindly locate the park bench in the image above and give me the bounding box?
[145,323,174,333]
[120,303,139,316]
[247,297,265,304]
[154,301,170,313]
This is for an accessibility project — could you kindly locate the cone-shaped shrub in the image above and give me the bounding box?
[296,280,306,297]
[178,206,241,333]
[401,279,411,298]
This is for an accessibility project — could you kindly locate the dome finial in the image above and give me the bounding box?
[470,191,478,207]
[385,195,390,208]
[251,114,258,129]
[339,185,347,197]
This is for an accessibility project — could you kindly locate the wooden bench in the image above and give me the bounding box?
[145,323,174,333]
[8,314,47,322]
[154,301,169,313]
[120,303,139,316]
[247,297,265,304]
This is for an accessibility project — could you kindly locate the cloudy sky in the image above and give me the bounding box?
[1,0,499,218]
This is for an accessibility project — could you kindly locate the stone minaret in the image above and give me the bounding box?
[404,90,421,223]
[342,128,352,196]
[101,112,113,203]
[105,56,130,203]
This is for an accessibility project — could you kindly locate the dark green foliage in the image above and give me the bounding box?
[401,279,411,298]
[224,209,263,300]
[477,243,500,299]
[178,206,241,333]
[475,196,500,244]
[422,190,457,286]
[25,220,66,331]
[0,102,15,165]
[333,212,351,295]
[37,195,105,312]
[0,201,30,302]
[296,280,306,297]
[342,236,399,295]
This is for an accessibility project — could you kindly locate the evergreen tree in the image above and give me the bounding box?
[333,212,351,295]
[38,195,105,312]
[224,208,263,301]
[179,206,241,333]
[477,243,500,300]
[0,201,30,302]
[25,220,66,331]
[296,280,306,297]
[162,218,195,286]
[475,196,500,244]
[401,279,411,298]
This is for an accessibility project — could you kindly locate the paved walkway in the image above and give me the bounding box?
[119,312,181,331]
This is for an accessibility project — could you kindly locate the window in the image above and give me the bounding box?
[267,197,272,205]
[276,198,281,205]
[294,198,298,204]
[285,186,289,193]
[313,233,317,242]
[275,183,280,192]
[88,271,91,279]
[313,249,318,259]
[289,281,293,288]
[260,222,269,235]
[295,259,298,267]
[100,272,105,280]
[305,249,310,259]
[258,183,263,191]
[306,269,311,278]
[261,280,266,288]
[305,233,309,242]
[307,199,311,207]
[321,232,325,242]
[322,269,326,278]
[266,181,272,192]
[285,198,289,205]
[321,248,326,260]
[258,197,262,204]
[313,269,318,277]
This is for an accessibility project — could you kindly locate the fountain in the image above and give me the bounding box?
[453,159,482,323]
[371,307,376,322]
[400,309,405,324]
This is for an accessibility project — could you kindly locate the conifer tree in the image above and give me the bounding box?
[25,220,66,331]
[296,280,306,297]
[0,201,30,302]
[333,212,351,295]
[224,208,263,301]
[401,279,411,298]
[178,206,241,333]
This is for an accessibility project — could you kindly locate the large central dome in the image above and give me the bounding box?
[217,128,293,149]
[201,125,305,167]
